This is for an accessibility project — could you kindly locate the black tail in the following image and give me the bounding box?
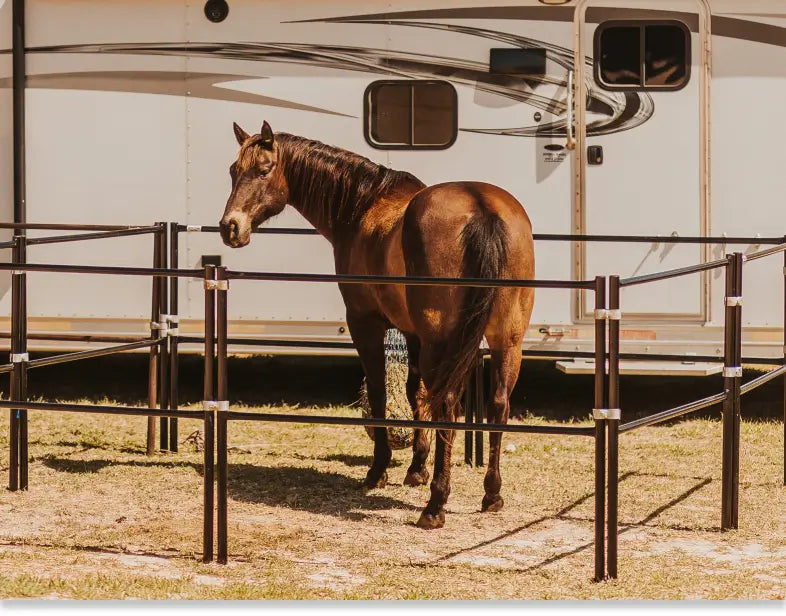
[427,208,509,416]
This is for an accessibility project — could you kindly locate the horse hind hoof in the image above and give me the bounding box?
[403,468,430,487]
[362,471,388,491]
[415,509,445,530]
[481,494,504,513]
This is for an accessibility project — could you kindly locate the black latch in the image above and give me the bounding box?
[588,145,603,165]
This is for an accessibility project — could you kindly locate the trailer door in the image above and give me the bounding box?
[574,1,710,320]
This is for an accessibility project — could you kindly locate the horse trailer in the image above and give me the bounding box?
[1,0,784,373]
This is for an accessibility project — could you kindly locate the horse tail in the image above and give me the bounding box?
[427,207,509,417]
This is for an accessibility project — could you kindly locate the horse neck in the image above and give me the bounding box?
[277,135,420,244]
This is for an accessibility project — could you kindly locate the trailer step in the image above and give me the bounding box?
[556,359,723,377]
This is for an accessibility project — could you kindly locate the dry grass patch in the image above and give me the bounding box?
[0,405,784,599]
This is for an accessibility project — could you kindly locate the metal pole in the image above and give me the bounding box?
[593,276,607,582]
[721,252,743,530]
[464,359,474,466]
[169,223,180,452]
[8,237,21,491]
[12,0,25,227]
[216,266,229,564]
[146,230,161,456]
[783,239,786,486]
[17,235,27,490]
[721,254,743,530]
[202,265,216,563]
[474,352,485,468]
[607,275,620,579]
[157,224,169,451]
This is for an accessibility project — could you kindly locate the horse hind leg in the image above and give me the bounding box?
[415,342,459,529]
[348,314,391,490]
[481,338,523,513]
[403,335,430,487]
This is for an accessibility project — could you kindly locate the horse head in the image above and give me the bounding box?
[220,121,289,247]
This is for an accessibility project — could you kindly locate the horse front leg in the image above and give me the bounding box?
[403,334,430,487]
[347,313,391,490]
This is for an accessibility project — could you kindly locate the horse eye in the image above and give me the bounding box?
[259,169,269,178]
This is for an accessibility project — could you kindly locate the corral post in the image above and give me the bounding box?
[463,359,475,466]
[606,275,621,579]
[203,264,216,562]
[592,276,607,582]
[474,352,485,468]
[216,266,229,564]
[168,223,180,452]
[157,223,170,451]
[783,238,786,486]
[147,229,161,456]
[721,253,743,530]
[8,234,28,491]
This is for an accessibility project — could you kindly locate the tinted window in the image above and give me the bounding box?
[365,81,457,149]
[595,21,690,90]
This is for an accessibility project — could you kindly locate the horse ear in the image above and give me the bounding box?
[259,121,274,150]
[233,122,249,146]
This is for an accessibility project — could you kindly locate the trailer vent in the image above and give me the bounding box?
[364,80,457,150]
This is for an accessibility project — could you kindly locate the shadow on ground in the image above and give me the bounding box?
[3,354,783,423]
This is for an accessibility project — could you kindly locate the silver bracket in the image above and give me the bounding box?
[204,279,229,291]
[10,353,29,364]
[203,400,230,412]
[594,309,608,320]
[723,366,743,378]
[150,321,168,336]
[725,296,743,307]
[607,309,622,321]
[186,225,202,232]
[11,270,24,276]
[593,408,621,420]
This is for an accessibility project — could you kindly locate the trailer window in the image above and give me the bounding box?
[364,80,457,149]
[595,21,690,90]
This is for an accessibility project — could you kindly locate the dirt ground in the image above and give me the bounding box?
[0,357,784,600]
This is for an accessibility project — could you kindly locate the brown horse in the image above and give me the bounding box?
[220,121,535,529]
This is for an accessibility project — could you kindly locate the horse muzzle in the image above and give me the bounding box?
[220,216,251,248]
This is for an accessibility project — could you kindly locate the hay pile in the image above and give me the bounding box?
[357,329,414,450]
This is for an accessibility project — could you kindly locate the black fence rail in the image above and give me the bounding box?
[4,222,786,585]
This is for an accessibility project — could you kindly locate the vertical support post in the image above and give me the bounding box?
[607,275,621,580]
[17,235,27,490]
[8,235,25,491]
[593,276,607,582]
[474,353,485,468]
[203,264,216,563]
[147,229,161,456]
[721,253,743,530]
[169,223,180,452]
[216,266,229,564]
[464,359,475,466]
[783,240,786,486]
[12,0,26,228]
[157,223,169,451]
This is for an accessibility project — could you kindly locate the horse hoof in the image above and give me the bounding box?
[416,509,445,529]
[362,471,388,491]
[481,494,504,513]
[403,468,430,487]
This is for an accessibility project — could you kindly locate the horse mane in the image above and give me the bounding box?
[275,133,424,228]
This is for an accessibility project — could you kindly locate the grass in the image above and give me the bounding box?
[0,401,784,600]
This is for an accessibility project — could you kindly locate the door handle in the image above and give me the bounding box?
[565,69,575,151]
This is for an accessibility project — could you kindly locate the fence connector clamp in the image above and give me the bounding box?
[10,353,28,364]
[593,408,621,420]
[723,366,743,378]
[607,309,622,321]
[204,279,229,291]
[203,400,230,412]
[725,296,743,307]
[594,309,609,320]
[186,225,202,232]
[150,321,168,336]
